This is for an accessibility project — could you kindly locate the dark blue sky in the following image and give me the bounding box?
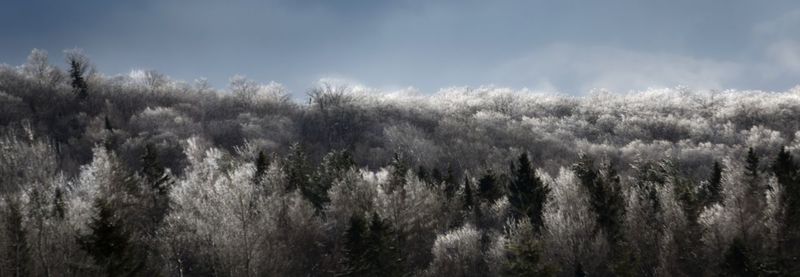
[2,0,798,95]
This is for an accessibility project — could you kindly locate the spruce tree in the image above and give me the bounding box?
[722,237,757,277]
[79,198,140,276]
[573,156,632,275]
[508,152,550,230]
[341,214,369,276]
[253,150,270,191]
[3,198,30,277]
[387,153,407,193]
[772,147,800,273]
[68,58,88,100]
[364,213,402,277]
[573,156,625,243]
[463,176,474,212]
[702,160,723,207]
[285,143,325,209]
[140,144,172,227]
[478,170,503,203]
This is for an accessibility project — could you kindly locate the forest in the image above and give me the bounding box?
[1,49,800,276]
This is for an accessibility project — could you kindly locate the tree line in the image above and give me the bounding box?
[0,48,800,276]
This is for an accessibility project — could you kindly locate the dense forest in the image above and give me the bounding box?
[1,49,800,276]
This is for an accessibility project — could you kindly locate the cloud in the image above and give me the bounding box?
[493,44,744,94]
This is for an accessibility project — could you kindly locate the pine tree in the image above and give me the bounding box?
[68,57,88,100]
[79,198,140,276]
[722,237,758,277]
[772,147,800,273]
[573,156,625,243]
[341,214,369,276]
[52,186,66,219]
[340,213,402,277]
[443,166,459,199]
[140,144,173,227]
[508,153,550,230]
[315,149,356,206]
[285,143,326,209]
[573,156,632,275]
[363,213,402,277]
[387,153,407,193]
[253,150,270,190]
[3,198,30,277]
[463,176,474,212]
[702,161,723,207]
[478,170,503,203]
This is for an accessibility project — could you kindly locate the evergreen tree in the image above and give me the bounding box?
[78,198,141,276]
[3,198,29,277]
[508,153,550,230]
[52,186,66,219]
[140,144,173,227]
[363,213,402,277]
[573,156,632,275]
[286,143,326,209]
[443,166,459,199]
[722,237,758,277]
[387,153,407,193]
[315,149,356,204]
[341,214,369,276]
[68,56,89,100]
[477,170,503,203]
[463,176,474,212]
[253,150,270,190]
[772,147,800,273]
[573,156,626,243]
[340,213,402,277]
[702,160,723,207]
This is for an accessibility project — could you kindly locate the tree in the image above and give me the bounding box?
[572,156,631,276]
[139,144,173,229]
[701,160,723,207]
[78,198,141,276]
[722,237,758,277]
[341,214,369,276]
[253,150,270,190]
[573,155,626,244]
[772,147,800,273]
[477,170,503,203]
[313,149,356,207]
[462,176,474,212]
[285,143,324,209]
[508,153,550,230]
[504,220,554,277]
[66,49,90,100]
[23,48,63,87]
[3,198,30,277]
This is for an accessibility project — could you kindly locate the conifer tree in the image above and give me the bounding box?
[508,152,549,230]
[363,213,402,277]
[478,170,503,203]
[285,143,326,209]
[387,153,407,193]
[3,198,30,277]
[67,54,89,100]
[140,144,173,227]
[315,149,356,205]
[79,198,141,276]
[722,237,757,277]
[702,160,723,207]
[772,147,800,273]
[463,176,474,212]
[253,150,270,190]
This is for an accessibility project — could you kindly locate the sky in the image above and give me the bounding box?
[1,0,799,96]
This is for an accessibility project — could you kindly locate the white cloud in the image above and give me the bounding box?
[493,43,743,94]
